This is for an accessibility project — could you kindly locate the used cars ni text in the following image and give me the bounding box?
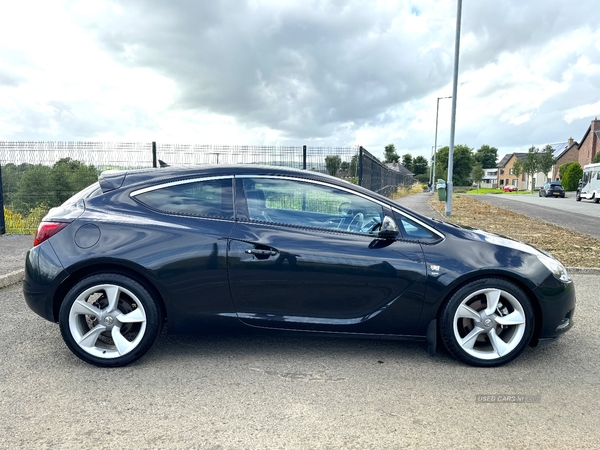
[24,165,575,367]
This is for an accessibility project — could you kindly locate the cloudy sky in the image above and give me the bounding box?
[1,0,599,161]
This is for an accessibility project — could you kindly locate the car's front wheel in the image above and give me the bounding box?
[59,274,163,367]
[440,278,534,367]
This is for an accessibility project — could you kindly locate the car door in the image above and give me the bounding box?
[130,176,237,333]
[227,176,429,336]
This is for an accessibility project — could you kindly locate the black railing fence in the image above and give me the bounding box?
[0,141,415,234]
[358,147,414,197]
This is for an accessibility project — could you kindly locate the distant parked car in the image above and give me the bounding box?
[539,181,565,198]
[503,185,518,192]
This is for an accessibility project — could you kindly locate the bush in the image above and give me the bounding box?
[562,163,583,191]
[4,205,48,234]
[558,162,574,180]
[389,182,424,199]
[415,174,430,184]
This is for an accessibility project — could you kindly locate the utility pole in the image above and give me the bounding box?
[446,0,462,216]
[433,96,452,191]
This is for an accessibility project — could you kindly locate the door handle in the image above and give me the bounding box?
[245,249,277,256]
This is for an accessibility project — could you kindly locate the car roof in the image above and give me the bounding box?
[98,164,392,204]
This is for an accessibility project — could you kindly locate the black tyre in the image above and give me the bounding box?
[440,278,534,367]
[59,274,163,367]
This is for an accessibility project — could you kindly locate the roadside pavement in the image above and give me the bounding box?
[0,234,32,289]
[394,191,445,220]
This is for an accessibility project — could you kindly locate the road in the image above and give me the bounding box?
[1,275,599,449]
[467,193,600,240]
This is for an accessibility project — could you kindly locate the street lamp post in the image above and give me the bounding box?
[446,0,463,216]
[432,96,452,191]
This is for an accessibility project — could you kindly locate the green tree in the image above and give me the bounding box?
[434,146,449,180]
[415,174,430,184]
[51,158,98,204]
[472,163,484,192]
[1,163,39,206]
[349,154,358,177]
[474,145,498,169]
[558,162,574,180]
[522,146,540,192]
[412,155,428,176]
[593,153,600,164]
[452,145,475,186]
[512,159,522,179]
[13,164,54,215]
[401,154,413,172]
[383,144,400,163]
[324,155,342,176]
[434,145,474,186]
[562,163,583,191]
[538,145,556,179]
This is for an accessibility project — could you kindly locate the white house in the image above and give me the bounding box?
[481,168,498,188]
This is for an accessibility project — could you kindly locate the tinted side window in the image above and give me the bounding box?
[135,179,233,218]
[242,178,383,234]
[395,212,438,241]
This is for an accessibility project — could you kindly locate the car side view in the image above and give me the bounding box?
[24,165,575,367]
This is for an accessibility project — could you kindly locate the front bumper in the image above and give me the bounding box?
[535,275,576,340]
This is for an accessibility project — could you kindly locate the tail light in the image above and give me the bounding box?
[34,222,69,247]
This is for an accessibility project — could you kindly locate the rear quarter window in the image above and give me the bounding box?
[134,178,233,219]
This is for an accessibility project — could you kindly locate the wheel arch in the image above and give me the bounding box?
[52,262,168,324]
[434,273,543,347]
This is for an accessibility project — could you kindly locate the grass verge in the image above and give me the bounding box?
[429,194,600,268]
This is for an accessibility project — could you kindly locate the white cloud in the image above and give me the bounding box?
[0,0,599,162]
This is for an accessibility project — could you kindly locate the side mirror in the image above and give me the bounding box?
[370,215,399,239]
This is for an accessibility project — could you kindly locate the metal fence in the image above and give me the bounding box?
[0,141,416,234]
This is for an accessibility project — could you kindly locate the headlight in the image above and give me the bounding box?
[538,254,570,283]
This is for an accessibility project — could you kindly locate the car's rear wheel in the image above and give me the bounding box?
[440,278,534,367]
[59,274,162,367]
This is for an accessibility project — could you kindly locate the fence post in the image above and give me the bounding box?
[152,142,157,168]
[358,146,364,187]
[302,145,307,170]
[0,163,5,235]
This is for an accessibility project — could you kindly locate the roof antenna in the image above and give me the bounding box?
[158,160,169,168]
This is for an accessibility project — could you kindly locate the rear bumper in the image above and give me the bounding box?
[23,242,67,322]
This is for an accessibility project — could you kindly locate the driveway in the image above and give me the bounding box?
[467,193,600,240]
